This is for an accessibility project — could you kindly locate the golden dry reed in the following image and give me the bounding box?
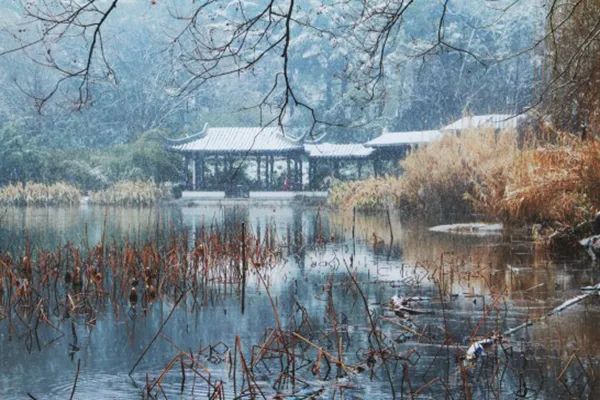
[89,181,170,206]
[330,128,600,229]
[0,182,81,206]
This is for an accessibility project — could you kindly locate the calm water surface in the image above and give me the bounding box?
[0,202,598,399]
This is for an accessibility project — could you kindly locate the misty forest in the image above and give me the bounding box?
[1,0,600,398]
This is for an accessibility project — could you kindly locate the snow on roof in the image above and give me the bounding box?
[364,130,443,147]
[304,143,374,158]
[170,126,303,153]
[442,114,521,131]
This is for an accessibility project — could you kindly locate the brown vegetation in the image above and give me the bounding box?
[472,133,600,226]
[0,182,80,206]
[327,177,401,210]
[0,222,281,344]
[398,129,517,217]
[329,128,600,237]
[89,181,170,206]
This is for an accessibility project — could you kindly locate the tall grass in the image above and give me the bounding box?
[472,133,600,225]
[328,177,401,210]
[398,129,517,218]
[0,182,81,206]
[89,181,170,206]
[330,128,600,231]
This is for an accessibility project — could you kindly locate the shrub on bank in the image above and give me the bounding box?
[89,181,170,206]
[0,182,81,206]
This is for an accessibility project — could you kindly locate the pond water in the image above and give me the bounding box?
[0,202,599,399]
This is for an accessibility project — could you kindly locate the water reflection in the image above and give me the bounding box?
[0,203,598,399]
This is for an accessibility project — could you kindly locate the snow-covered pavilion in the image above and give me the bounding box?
[364,129,443,173]
[167,125,375,192]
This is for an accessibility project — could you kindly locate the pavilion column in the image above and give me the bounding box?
[269,156,275,189]
[196,156,205,189]
[191,155,197,191]
[184,154,191,190]
[298,158,303,189]
[200,158,205,187]
[357,160,363,179]
[256,156,261,187]
[195,155,201,189]
[308,161,314,190]
[334,160,340,179]
[264,157,269,188]
[264,156,269,188]
[292,158,298,190]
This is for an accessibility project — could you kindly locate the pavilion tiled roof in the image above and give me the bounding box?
[304,143,374,158]
[170,126,303,154]
[364,130,443,147]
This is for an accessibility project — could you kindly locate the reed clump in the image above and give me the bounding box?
[330,129,517,217]
[330,128,600,233]
[328,177,401,210]
[472,133,600,226]
[0,182,81,206]
[398,129,517,217]
[0,222,281,343]
[89,181,170,206]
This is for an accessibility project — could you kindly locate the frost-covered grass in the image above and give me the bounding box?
[472,133,600,226]
[328,177,401,210]
[89,181,170,206]
[329,128,600,230]
[329,129,515,216]
[398,129,517,217]
[0,182,81,206]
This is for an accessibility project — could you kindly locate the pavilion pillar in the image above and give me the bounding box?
[184,154,191,190]
[298,158,303,189]
[358,160,363,179]
[293,158,299,189]
[191,155,197,191]
[196,156,205,189]
[307,160,311,190]
[264,156,269,188]
[257,156,261,187]
[200,158,205,187]
[264,157,269,188]
[269,156,275,189]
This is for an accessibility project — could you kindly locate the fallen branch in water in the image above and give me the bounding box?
[504,282,600,336]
